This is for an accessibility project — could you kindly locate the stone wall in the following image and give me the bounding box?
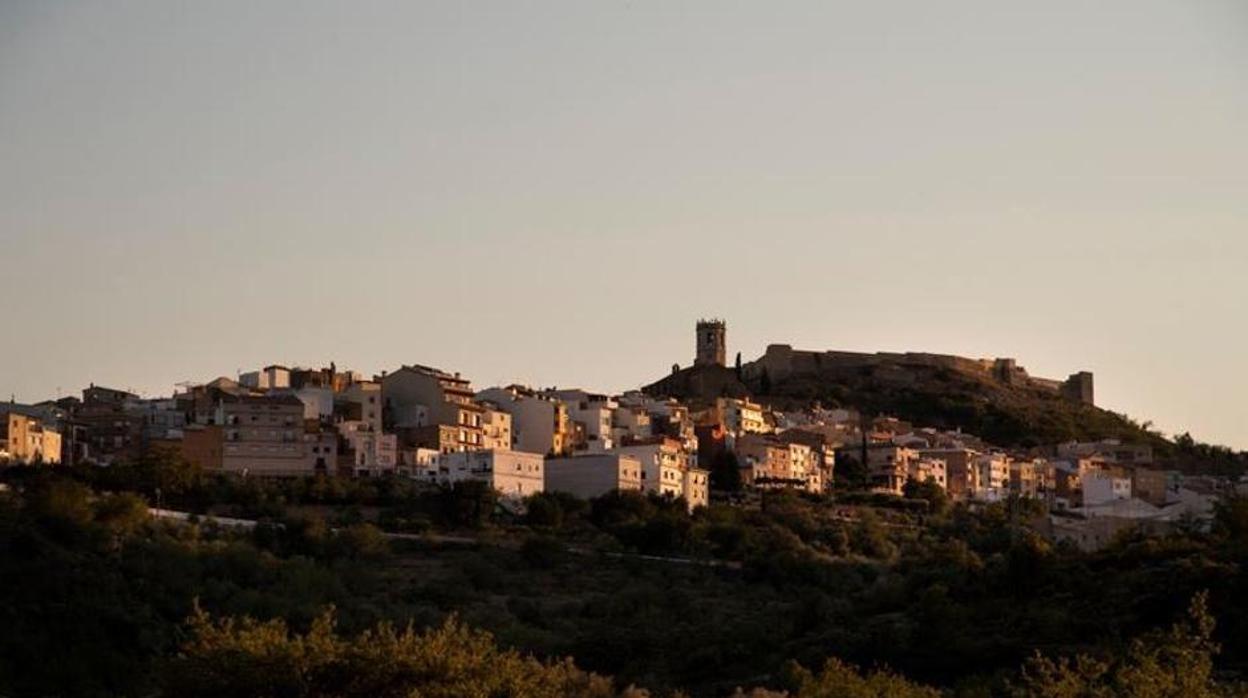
[745,344,1095,406]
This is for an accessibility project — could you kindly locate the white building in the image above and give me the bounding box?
[973,453,1012,502]
[240,365,292,391]
[716,397,768,436]
[615,438,708,511]
[682,467,710,510]
[398,447,441,478]
[611,406,653,443]
[340,381,383,434]
[544,453,643,499]
[1083,472,1132,507]
[558,393,616,452]
[287,386,334,422]
[337,420,398,476]
[435,449,545,498]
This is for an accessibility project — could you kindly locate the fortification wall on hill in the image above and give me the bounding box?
[745,345,986,381]
[746,344,1095,405]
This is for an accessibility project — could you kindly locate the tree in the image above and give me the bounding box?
[435,480,498,529]
[524,491,586,529]
[164,607,626,698]
[777,657,941,698]
[902,478,949,515]
[709,450,744,493]
[1011,592,1246,698]
[94,492,150,538]
[26,478,94,540]
[1214,494,1248,544]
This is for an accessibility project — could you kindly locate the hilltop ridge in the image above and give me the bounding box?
[644,341,1155,450]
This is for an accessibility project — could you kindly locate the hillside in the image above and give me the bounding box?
[643,349,1163,451]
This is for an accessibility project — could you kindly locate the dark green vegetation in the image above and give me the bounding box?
[3,461,1248,696]
[645,361,1247,476]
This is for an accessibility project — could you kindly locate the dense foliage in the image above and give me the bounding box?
[3,466,1248,696]
[167,609,630,698]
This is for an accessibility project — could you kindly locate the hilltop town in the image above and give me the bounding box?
[3,320,1242,551]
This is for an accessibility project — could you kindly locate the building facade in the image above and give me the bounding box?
[435,449,545,498]
[544,453,644,499]
[1,411,62,465]
[476,386,571,456]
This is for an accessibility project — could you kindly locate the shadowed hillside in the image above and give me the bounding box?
[643,350,1160,450]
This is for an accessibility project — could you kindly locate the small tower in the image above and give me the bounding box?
[695,319,727,367]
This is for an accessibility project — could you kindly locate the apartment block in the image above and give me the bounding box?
[434,449,545,498]
[544,453,643,499]
[0,410,62,465]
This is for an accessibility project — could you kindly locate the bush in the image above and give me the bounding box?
[94,492,150,537]
[330,523,389,561]
[524,491,585,529]
[163,608,623,698]
[521,535,565,569]
[435,481,498,529]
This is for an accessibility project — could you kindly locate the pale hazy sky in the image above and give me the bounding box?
[2,1,1246,448]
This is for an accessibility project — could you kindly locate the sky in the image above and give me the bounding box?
[1,1,1246,449]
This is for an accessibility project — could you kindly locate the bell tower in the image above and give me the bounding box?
[695,319,727,367]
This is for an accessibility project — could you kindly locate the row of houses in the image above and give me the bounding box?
[407,449,709,511]
[2,359,718,511]
[1,324,1236,534]
[0,370,1203,512]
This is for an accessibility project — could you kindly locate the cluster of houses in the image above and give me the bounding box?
[825,413,1227,549]
[0,362,717,512]
[1,322,1239,544]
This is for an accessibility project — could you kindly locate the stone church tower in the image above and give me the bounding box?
[695,319,727,367]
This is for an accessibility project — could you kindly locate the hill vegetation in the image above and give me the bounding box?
[4,462,1248,696]
[644,359,1246,476]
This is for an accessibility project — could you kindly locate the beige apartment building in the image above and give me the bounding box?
[383,365,486,453]
[1010,459,1053,500]
[862,445,920,496]
[682,467,710,509]
[1,411,62,465]
[615,437,708,511]
[919,448,981,500]
[736,433,823,493]
[548,390,617,452]
[1131,466,1174,507]
[715,397,768,436]
[476,385,571,456]
[183,394,335,477]
[480,407,513,451]
[908,457,947,491]
[975,453,1012,502]
[735,433,790,487]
